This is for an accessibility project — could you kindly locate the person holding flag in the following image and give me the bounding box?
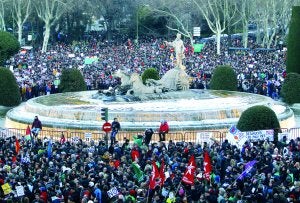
[182,155,197,185]
[203,151,212,181]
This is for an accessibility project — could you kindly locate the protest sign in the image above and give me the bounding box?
[107,187,119,198]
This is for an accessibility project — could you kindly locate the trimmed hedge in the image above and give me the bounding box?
[287,6,300,74]
[0,67,21,106]
[142,68,160,84]
[237,105,281,143]
[59,68,86,92]
[0,31,20,66]
[210,65,237,91]
[281,73,300,104]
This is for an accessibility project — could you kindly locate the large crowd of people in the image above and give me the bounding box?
[4,35,286,101]
[0,131,299,202]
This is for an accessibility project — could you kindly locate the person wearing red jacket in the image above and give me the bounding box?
[159,120,169,142]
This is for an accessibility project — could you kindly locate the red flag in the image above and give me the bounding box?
[160,160,165,186]
[182,155,196,185]
[15,139,20,154]
[204,151,212,181]
[12,156,17,163]
[149,161,160,189]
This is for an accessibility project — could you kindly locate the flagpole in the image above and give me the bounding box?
[175,182,182,196]
[146,186,150,203]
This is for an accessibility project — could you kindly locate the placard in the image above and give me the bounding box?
[1,183,12,195]
[107,187,119,198]
[16,185,25,196]
[85,133,92,142]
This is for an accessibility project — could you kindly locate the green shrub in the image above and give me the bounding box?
[281,73,300,104]
[0,31,20,65]
[237,105,281,143]
[287,6,300,74]
[59,68,86,92]
[0,67,21,106]
[210,65,237,91]
[142,68,160,84]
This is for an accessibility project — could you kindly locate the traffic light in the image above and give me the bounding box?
[101,108,108,121]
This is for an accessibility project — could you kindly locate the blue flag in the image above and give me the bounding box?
[238,160,257,180]
[47,140,52,159]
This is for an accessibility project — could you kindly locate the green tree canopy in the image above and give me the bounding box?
[0,31,20,66]
[287,6,300,74]
[59,68,86,92]
[142,68,160,84]
[210,65,237,91]
[281,72,300,104]
[0,67,21,107]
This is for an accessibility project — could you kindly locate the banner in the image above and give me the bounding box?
[245,130,274,142]
[84,57,98,65]
[193,44,205,53]
[227,126,274,146]
[196,132,212,144]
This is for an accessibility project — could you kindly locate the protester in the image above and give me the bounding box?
[5,36,286,102]
[111,118,121,145]
[31,115,42,138]
[158,120,169,142]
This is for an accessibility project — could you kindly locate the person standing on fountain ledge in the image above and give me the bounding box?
[158,120,169,142]
[31,115,42,138]
[111,118,121,145]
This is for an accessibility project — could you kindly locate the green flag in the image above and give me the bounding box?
[193,44,205,53]
[133,135,143,147]
[132,162,144,182]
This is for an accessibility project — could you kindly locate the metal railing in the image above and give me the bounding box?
[2,127,300,144]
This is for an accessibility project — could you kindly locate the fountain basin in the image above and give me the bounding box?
[5,90,295,132]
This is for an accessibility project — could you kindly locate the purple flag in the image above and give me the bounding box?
[238,160,257,180]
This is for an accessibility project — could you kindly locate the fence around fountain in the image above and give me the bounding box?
[1,127,299,145]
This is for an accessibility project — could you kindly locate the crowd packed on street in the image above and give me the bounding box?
[0,130,299,202]
[4,35,286,101]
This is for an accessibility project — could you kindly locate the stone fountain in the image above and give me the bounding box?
[5,34,295,132]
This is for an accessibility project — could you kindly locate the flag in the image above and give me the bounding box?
[149,161,160,189]
[238,160,257,180]
[47,140,52,159]
[12,156,17,163]
[133,135,143,147]
[132,162,144,182]
[25,125,31,141]
[182,155,196,185]
[203,151,212,181]
[160,160,165,186]
[15,139,20,154]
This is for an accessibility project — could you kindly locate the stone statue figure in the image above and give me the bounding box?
[165,33,185,70]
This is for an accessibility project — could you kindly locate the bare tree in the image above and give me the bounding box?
[34,0,74,52]
[250,0,298,48]
[0,0,7,30]
[193,0,237,55]
[11,0,31,45]
[147,0,195,45]
[237,0,252,48]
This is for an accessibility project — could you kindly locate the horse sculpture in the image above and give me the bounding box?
[127,73,163,95]
[146,67,190,91]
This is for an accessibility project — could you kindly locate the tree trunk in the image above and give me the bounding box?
[242,21,248,48]
[42,23,51,53]
[0,15,5,31]
[216,31,221,55]
[17,21,23,45]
